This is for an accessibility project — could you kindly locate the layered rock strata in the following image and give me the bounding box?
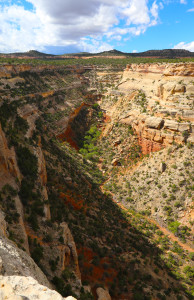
[100,63,194,154]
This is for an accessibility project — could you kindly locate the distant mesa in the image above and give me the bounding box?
[134,49,194,58]
[0,48,193,59]
[0,50,56,58]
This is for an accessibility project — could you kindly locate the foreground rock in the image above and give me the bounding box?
[0,236,50,288]
[0,276,77,300]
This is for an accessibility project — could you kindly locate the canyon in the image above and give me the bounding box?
[0,60,193,300]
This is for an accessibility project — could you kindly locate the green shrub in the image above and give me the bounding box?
[2,184,17,196]
[31,245,43,264]
[16,146,38,180]
[168,221,180,234]
[188,252,194,261]
[52,277,75,297]
[14,115,29,134]
[183,266,194,280]
[19,179,34,205]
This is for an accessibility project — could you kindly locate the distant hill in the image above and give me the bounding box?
[0,48,193,59]
[97,49,125,56]
[65,48,194,58]
[0,50,56,58]
[132,49,194,58]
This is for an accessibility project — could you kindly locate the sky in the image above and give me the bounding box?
[0,0,194,54]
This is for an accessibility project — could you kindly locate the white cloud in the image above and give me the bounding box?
[0,5,44,53]
[80,38,113,53]
[150,1,159,19]
[180,0,187,4]
[120,0,150,25]
[187,8,194,12]
[0,0,162,53]
[173,41,194,52]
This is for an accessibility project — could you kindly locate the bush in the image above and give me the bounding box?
[92,103,99,110]
[52,277,75,297]
[19,179,34,205]
[168,221,180,234]
[2,184,17,196]
[14,115,29,134]
[79,125,101,162]
[31,245,43,264]
[188,252,194,261]
[16,146,38,180]
[183,266,194,280]
[28,213,39,231]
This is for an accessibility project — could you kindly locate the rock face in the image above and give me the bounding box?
[57,103,95,150]
[0,276,77,300]
[35,144,51,220]
[125,62,194,77]
[0,124,22,189]
[18,104,39,138]
[100,63,194,154]
[60,223,81,280]
[0,236,50,288]
[0,63,87,299]
[0,212,7,238]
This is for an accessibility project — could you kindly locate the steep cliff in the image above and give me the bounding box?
[0,124,22,189]
[0,64,90,298]
[100,63,194,154]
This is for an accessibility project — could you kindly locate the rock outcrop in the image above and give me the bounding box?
[0,276,77,300]
[96,287,111,300]
[0,124,22,189]
[100,63,194,154]
[60,223,81,280]
[0,212,7,238]
[0,236,50,288]
[35,144,50,220]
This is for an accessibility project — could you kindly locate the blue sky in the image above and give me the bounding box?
[0,0,193,54]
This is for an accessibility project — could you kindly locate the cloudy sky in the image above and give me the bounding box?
[0,0,193,54]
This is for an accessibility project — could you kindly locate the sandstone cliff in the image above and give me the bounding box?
[100,63,194,154]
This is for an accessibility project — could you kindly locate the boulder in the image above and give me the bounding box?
[164,120,179,131]
[153,132,163,143]
[178,123,191,133]
[114,139,121,146]
[187,133,194,144]
[96,287,111,300]
[160,162,166,173]
[145,117,164,129]
[111,158,121,166]
[172,84,186,94]
[182,110,194,122]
